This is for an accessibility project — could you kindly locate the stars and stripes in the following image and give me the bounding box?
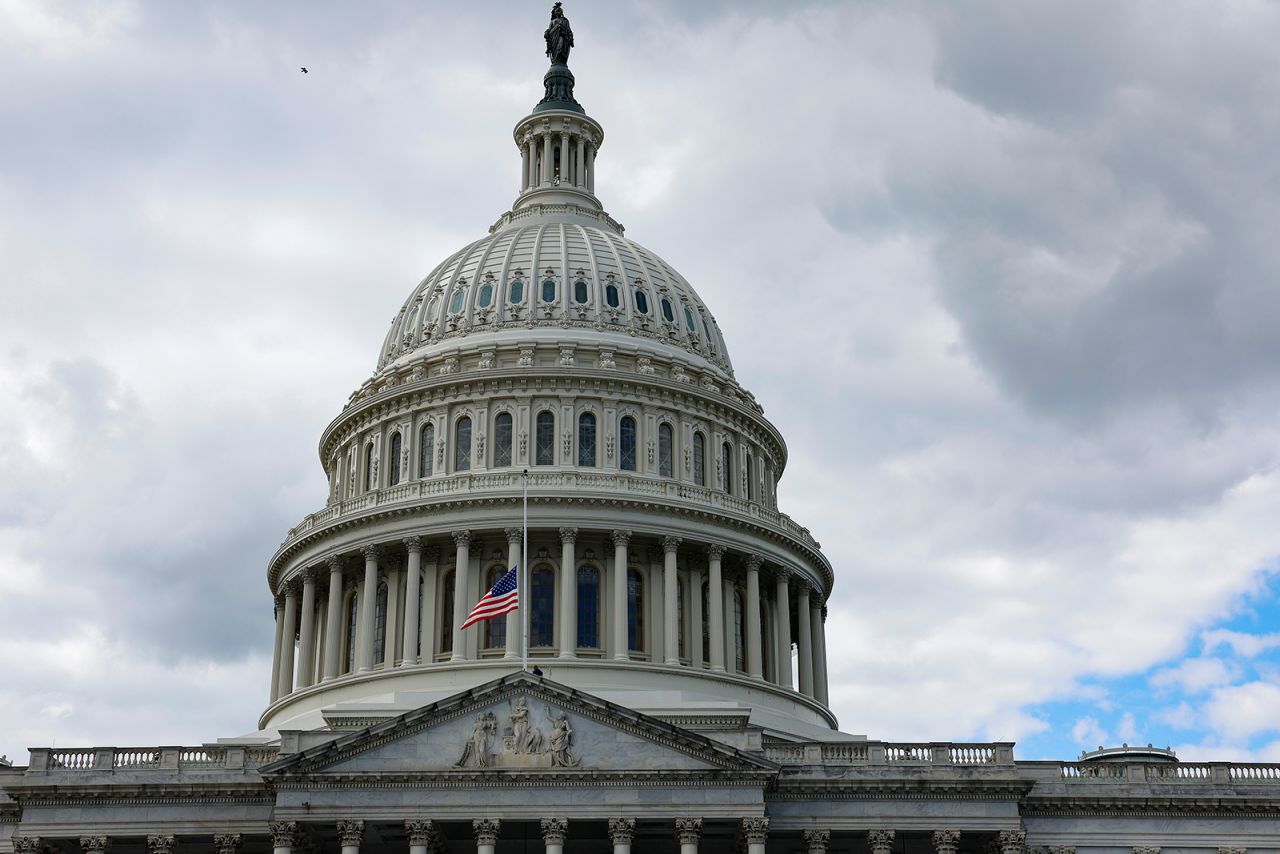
[460,566,519,629]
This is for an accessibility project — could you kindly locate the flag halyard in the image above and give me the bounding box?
[460,566,519,629]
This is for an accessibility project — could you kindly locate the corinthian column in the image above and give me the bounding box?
[706,545,726,671]
[213,837,240,854]
[868,829,895,854]
[402,537,423,666]
[276,583,298,698]
[269,823,296,854]
[812,595,829,703]
[675,818,703,854]
[608,819,635,854]
[559,527,578,658]
[81,837,111,854]
[663,536,682,664]
[804,830,830,854]
[474,819,501,854]
[337,821,364,854]
[147,836,176,854]
[998,831,1027,854]
[505,527,523,660]
[745,555,763,678]
[405,821,433,854]
[612,530,631,660]
[269,594,285,703]
[357,545,379,672]
[451,530,472,661]
[796,580,814,697]
[774,567,794,688]
[741,818,769,854]
[932,830,960,854]
[541,819,568,854]
[296,569,318,688]
[323,555,344,680]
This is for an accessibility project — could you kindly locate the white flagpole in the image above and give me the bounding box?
[522,469,529,672]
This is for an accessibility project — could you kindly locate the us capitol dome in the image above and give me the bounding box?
[5,7,1279,854]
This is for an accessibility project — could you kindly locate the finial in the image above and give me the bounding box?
[545,3,574,66]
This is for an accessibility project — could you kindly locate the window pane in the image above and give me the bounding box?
[693,433,705,486]
[745,451,754,500]
[419,424,434,477]
[374,583,388,664]
[454,417,472,471]
[577,565,599,648]
[634,290,649,314]
[484,567,507,649]
[389,433,402,486]
[494,413,513,467]
[345,593,358,673]
[605,284,619,308]
[574,279,589,303]
[366,443,376,490]
[440,572,454,654]
[509,278,524,304]
[722,443,733,494]
[426,296,441,323]
[734,589,745,672]
[541,278,556,302]
[661,297,675,323]
[478,282,493,308]
[531,567,555,646]
[619,416,636,471]
[628,568,644,652]
[577,412,596,467]
[536,411,555,465]
[658,423,673,477]
[684,306,696,332]
[449,288,465,314]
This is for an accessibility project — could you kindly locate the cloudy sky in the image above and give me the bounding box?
[3,0,1280,764]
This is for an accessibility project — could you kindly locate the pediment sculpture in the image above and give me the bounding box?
[455,696,578,769]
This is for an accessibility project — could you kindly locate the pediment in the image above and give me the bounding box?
[262,673,777,778]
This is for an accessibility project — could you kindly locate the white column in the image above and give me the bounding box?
[742,818,769,854]
[420,546,440,662]
[575,135,586,188]
[609,819,635,854]
[723,576,736,671]
[541,819,567,854]
[542,133,553,185]
[932,830,960,854]
[520,143,530,192]
[357,545,378,672]
[812,595,829,704]
[296,569,318,688]
[385,564,402,666]
[402,537,423,665]
[559,527,578,658]
[473,819,500,854]
[405,821,432,854]
[323,556,344,681]
[775,568,794,689]
[796,580,814,697]
[675,818,702,854]
[689,566,704,668]
[745,555,763,678]
[662,536,681,665]
[612,530,631,660]
[269,594,284,703]
[586,142,595,192]
[269,822,296,854]
[868,829,895,854]
[276,583,298,697]
[706,545,726,672]
[558,131,569,182]
[505,527,522,660]
[337,821,364,854]
[451,531,472,661]
[527,139,538,189]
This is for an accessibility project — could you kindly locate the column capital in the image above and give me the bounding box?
[662,535,682,554]
[611,529,632,547]
[403,536,424,553]
[337,820,365,846]
[302,566,321,583]
[404,821,434,845]
[675,818,703,845]
[706,543,726,560]
[360,544,379,561]
[1047,849,1077,854]
[997,830,1026,854]
[741,817,769,844]
[147,836,176,854]
[774,566,793,584]
[326,554,343,572]
[1217,849,1245,854]
[540,818,568,845]
[80,838,111,854]
[745,553,764,571]
[793,577,812,596]
[559,526,579,544]
[212,836,240,854]
[452,529,473,547]
[803,829,831,854]
[269,822,297,848]
[505,527,523,544]
[473,819,501,846]
[868,830,896,853]
[13,839,42,854]
[1132,848,1161,854]
[423,545,441,562]
[932,830,961,854]
[608,818,636,844]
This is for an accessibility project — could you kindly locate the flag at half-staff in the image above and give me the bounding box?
[460,566,519,629]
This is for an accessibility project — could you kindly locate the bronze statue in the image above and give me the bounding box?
[545,2,574,65]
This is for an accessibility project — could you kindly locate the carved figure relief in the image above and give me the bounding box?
[453,698,577,769]
[455,712,498,768]
[546,708,578,767]
[478,350,495,370]
[507,697,544,754]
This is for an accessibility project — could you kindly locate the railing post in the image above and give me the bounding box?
[867,743,887,765]
[159,748,181,770]
[803,744,822,765]
[932,743,952,765]
[996,744,1016,764]
[1127,763,1145,783]
[95,748,115,770]
[28,749,50,771]
[1213,764,1231,783]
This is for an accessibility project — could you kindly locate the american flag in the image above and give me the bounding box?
[460,566,519,629]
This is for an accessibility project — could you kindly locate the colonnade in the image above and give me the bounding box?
[268,528,830,708]
[518,123,596,193]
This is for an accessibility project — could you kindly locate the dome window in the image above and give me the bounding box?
[619,416,637,471]
[477,282,494,308]
[658,423,673,477]
[683,306,696,333]
[454,416,472,472]
[702,317,717,353]
[634,290,649,315]
[660,297,675,323]
[508,278,525,304]
[494,412,513,467]
[605,283,620,308]
[541,278,557,303]
[573,278,589,304]
[418,423,434,477]
[692,431,706,487]
[426,296,441,324]
[388,432,402,486]
[577,412,597,467]
[448,288,466,315]
[535,411,555,465]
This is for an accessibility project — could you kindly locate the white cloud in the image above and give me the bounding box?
[1071,717,1108,748]
[1202,681,1280,741]
[1202,629,1280,658]
[1151,657,1238,694]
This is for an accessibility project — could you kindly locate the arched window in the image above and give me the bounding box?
[634,289,649,314]
[483,566,507,650]
[440,571,455,654]
[365,442,377,491]
[693,432,706,487]
[573,278,589,304]
[535,410,555,465]
[721,442,733,494]
[605,282,620,308]
[619,415,637,472]
[745,450,754,501]
[454,416,472,472]
[344,592,358,674]
[577,565,600,648]
[627,568,644,652]
[658,423,673,477]
[494,412,513,467]
[448,287,466,315]
[419,423,434,477]
[477,281,494,308]
[531,566,555,647]
[733,587,745,673]
[373,582,389,665]
[388,432,402,486]
[577,412,596,467]
[508,277,525,304]
[661,297,675,323]
[541,277,557,303]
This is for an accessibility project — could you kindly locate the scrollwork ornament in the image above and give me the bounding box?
[559,526,578,544]
[868,830,896,854]
[611,529,632,548]
[13,839,42,854]
[663,535,682,554]
[933,830,961,854]
[147,836,176,854]
[81,838,111,854]
[404,821,433,846]
[804,830,832,854]
[675,818,703,845]
[1132,848,1161,854]
[505,527,523,545]
[608,818,636,845]
[540,819,568,845]
[998,830,1027,854]
[473,819,501,846]
[336,822,365,847]
[212,836,240,854]
[741,817,769,844]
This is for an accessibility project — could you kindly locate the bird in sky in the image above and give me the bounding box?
[300,67,308,74]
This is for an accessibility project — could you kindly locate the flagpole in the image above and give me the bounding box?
[522,468,529,673]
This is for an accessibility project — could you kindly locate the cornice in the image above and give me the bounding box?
[1022,795,1280,817]
[269,770,772,790]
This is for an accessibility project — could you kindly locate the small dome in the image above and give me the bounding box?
[376,219,734,380]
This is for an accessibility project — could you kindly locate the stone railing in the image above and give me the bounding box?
[1053,761,1280,783]
[762,741,1014,767]
[280,471,823,558]
[28,745,279,773]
